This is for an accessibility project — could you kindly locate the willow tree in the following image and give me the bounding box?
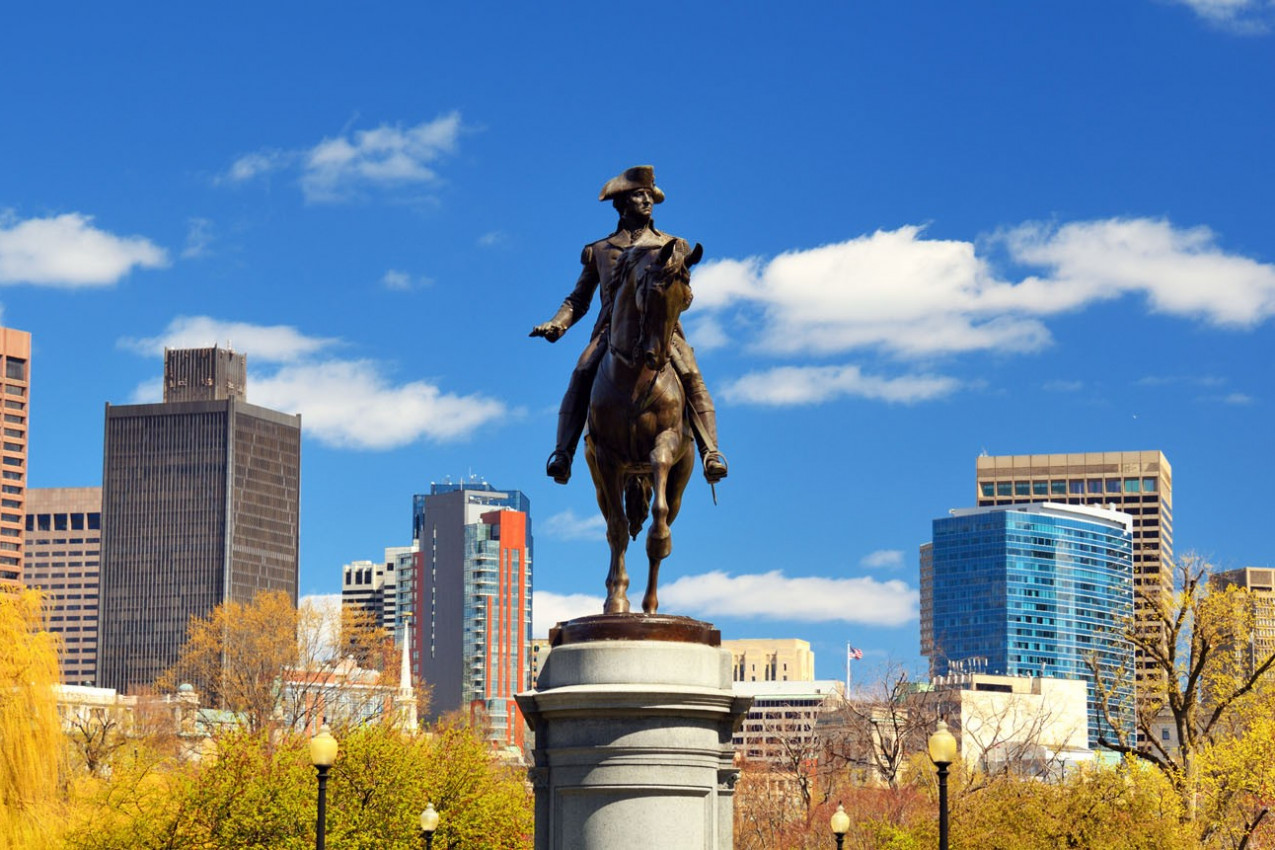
[0,589,66,849]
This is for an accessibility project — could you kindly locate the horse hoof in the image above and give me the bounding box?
[642,596,658,614]
[604,597,630,615]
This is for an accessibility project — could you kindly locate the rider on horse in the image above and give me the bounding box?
[530,165,728,487]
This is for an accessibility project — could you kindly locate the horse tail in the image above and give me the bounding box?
[625,476,652,540]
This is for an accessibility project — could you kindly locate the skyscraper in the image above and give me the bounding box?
[923,502,1135,748]
[24,487,102,686]
[0,326,30,590]
[975,451,1172,685]
[1211,567,1275,676]
[413,479,531,749]
[96,347,300,693]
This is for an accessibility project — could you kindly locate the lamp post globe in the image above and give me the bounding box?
[829,802,850,849]
[928,719,957,850]
[309,725,338,850]
[419,802,440,849]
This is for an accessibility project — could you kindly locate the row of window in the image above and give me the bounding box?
[25,513,102,532]
[981,477,1159,498]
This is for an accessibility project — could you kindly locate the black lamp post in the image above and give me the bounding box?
[928,719,957,850]
[829,802,850,849]
[419,802,440,849]
[309,725,338,850]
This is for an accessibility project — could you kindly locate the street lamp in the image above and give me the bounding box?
[309,724,339,850]
[829,803,850,849]
[928,719,958,850]
[419,802,440,849]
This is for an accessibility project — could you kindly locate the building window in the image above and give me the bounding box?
[1087,479,1103,494]
[4,359,25,381]
[997,482,1012,496]
[1142,478,1158,493]
[1106,479,1122,493]
[1015,482,1030,496]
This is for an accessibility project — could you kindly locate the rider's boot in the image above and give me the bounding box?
[683,371,728,484]
[546,370,591,484]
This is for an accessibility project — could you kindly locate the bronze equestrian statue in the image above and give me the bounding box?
[530,166,723,614]
[530,166,727,487]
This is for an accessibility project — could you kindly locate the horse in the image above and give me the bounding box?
[584,238,704,615]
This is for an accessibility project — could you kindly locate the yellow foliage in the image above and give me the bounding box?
[0,589,68,849]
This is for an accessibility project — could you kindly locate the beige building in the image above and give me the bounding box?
[0,327,30,590]
[732,679,845,766]
[24,488,102,686]
[529,638,551,689]
[1211,567,1275,674]
[723,638,815,683]
[933,673,1091,774]
[975,451,1172,684]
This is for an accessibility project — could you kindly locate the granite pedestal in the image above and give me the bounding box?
[516,615,751,850]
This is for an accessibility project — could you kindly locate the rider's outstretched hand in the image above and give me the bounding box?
[530,322,565,342]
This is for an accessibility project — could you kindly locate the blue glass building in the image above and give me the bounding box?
[922,502,1135,749]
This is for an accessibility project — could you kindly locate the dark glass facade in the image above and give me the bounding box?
[96,398,300,693]
[925,503,1135,748]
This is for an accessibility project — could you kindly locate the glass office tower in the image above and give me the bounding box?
[924,502,1135,748]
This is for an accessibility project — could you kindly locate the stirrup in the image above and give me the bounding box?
[703,451,728,484]
[546,451,572,485]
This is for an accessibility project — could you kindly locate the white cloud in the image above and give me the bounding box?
[226,113,463,203]
[477,231,507,248]
[721,364,960,406]
[533,570,919,632]
[1170,0,1273,31]
[182,218,214,259]
[380,269,432,291]
[1221,392,1254,405]
[541,509,606,541]
[121,316,337,363]
[252,360,507,449]
[382,270,411,290]
[860,549,904,569]
[1043,379,1085,393]
[533,591,603,637]
[0,212,167,286]
[695,219,1275,360]
[122,316,507,450]
[996,219,1275,327]
[226,150,288,182]
[661,570,917,626]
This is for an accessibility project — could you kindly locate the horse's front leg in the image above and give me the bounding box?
[643,430,679,614]
[587,440,630,614]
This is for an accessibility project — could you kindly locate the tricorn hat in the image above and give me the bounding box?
[599,165,665,203]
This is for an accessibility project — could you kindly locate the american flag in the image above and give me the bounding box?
[848,646,863,661]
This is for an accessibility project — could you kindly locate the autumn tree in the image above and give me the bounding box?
[158,591,420,736]
[823,663,941,788]
[157,589,300,734]
[1091,553,1275,847]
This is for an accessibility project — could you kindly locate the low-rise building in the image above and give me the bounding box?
[732,679,845,767]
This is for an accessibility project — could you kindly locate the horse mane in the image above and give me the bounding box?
[612,244,656,296]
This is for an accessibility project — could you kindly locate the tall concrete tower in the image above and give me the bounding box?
[96,346,301,693]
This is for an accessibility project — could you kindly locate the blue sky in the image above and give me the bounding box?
[4,1,1274,684]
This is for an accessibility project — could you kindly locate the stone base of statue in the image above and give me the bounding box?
[515,614,751,850]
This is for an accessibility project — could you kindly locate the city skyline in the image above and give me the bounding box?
[3,3,1274,682]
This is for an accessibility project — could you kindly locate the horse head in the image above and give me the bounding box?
[637,240,702,372]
